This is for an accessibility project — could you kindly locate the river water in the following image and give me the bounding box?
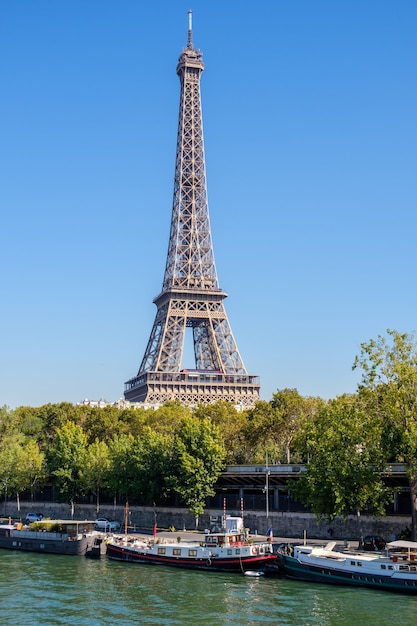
[1,551,417,625]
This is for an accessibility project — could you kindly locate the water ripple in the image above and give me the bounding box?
[1,552,417,625]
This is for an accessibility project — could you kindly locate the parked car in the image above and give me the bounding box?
[25,512,43,524]
[362,535,386,551]
[94,517,121,532]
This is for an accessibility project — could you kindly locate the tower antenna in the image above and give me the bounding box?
[187,9,193,48]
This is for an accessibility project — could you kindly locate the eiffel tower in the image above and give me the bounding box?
[124,12,260,407]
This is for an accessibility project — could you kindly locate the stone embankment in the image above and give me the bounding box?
[1,502,411,542]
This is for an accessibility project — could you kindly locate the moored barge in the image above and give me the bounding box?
[276,540,417,594]
[0,520,105,556]
[107,528,277,574]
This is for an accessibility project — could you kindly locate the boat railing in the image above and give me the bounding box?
[12,529,72,541]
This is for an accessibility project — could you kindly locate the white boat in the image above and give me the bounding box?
[277,539,417,594]
[106,526,277,574]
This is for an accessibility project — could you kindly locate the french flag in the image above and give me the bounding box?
[267,526,273,542]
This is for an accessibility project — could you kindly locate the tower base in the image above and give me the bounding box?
[124,371,260,408]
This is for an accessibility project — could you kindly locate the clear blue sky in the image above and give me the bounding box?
[1,1,416,408]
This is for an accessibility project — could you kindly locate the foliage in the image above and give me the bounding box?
[129,428,171,505]
[106,434,138,502]
[0,406,47,509]
[0,434,25,502]
[0,405,22,438]
[292,394,392,524]
[145,402,192,436]
[81,438,110,512]
[46,422,88,512]
[353,329,417,538]
[271,389,323,463]
[80,406,124,443]
[31,521,63,532]
[193,401,249,464]
[243,390,322,464]
[37,403,79,442]
[17,439,46,500]
[167,416,226,524]
[12,406,45,439]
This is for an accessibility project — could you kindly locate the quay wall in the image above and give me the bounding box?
[2,501,411,542]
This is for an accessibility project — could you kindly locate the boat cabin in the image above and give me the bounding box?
[0,520,96,539]
[203,532,246,548]
[0,525,14,538]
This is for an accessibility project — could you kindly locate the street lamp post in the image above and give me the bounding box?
[265,453,270,531]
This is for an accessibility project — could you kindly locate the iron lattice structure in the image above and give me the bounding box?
[124,13,260,407]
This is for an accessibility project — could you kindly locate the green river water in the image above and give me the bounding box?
[0,550,416,625]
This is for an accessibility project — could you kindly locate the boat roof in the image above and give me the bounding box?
[1,520,96,528]
[387,540,417,549]
[37,518,96,524]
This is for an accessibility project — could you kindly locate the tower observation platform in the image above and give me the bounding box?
[124,12,260,408]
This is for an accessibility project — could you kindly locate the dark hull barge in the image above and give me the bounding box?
[0,521,106,557]
[277,540,417,594]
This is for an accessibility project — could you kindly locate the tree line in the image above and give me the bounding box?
[2,329,417,536]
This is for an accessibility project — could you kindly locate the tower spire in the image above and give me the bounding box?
[187,9,193,48]
[124,13,260,407]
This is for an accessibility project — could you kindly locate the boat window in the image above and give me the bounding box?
[227,549,232,555]
[388,565,393,570]
[236,549,241,555]
[350,561,355,565]
[381,564,386,570]
[157,548,166,555]
[173,548,181,556]
[357,562,362,567]
[188,549,197,557]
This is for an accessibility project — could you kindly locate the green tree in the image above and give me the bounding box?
[168,416,226,527]
[131,428,171,505]
[37,402,78,442]
[46,422,88,517]
[12,405,45,439]
[0,405,21,437]
[0,434,25,514]
[82,439,110,513]
[118,407,148,438]
[292,394,392,539]
[244,401,283,463]
[353,329,417,539]
[271,389,322,463]
[243,391,321,464]
[193,401,249,464]
[107,434,137,503]
[145,402,192,436]
[0,432,45,513]
[80,405,124,443]
[19,439,46,501]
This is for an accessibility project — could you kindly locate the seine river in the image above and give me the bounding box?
[1,551,417,625]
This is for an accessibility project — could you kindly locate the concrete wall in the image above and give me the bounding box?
[2,501,411,541]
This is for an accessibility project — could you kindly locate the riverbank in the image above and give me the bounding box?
[3,501,411,542]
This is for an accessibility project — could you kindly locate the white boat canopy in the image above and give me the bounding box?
[387,540,417,549]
